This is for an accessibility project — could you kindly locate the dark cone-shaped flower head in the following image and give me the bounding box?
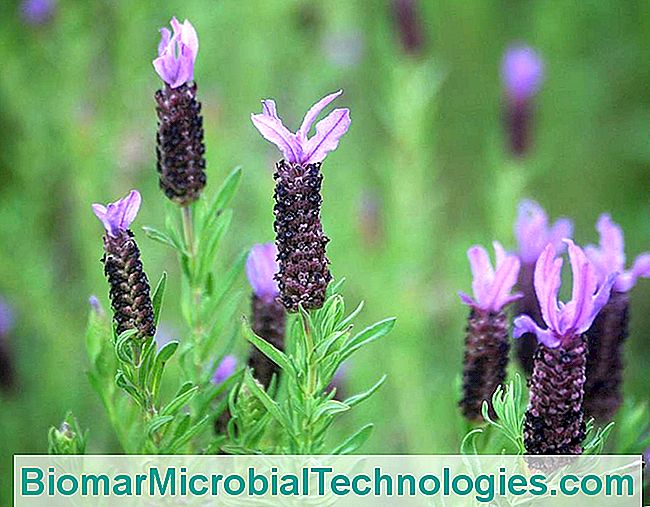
[584,291,628,421]
[154,18,206,205]
[582,214,650,421]
[514,241,615,454]
[458,242,521,421]
[92,191,156,339]
[251,91,350,312]
[514,200,573,374]
[245,243,286,387]
[390,0,425,56]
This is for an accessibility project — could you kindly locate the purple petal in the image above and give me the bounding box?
[0,297,14,337]
[580,272,616,334]
[534,243,562,332]
[513,315,560,348]
[302,108,351,164]
[621,253,650,291]
[153,18,198,88]
[563,240,598,334]
[158,28,171,57]
[458,291,476,307]
[485,255,521,311]
[515,199,573,264]
[251,104,302,163]
[246,243,279,302]
[212,355,237,385]
[468,245,493,306]
[297,90,343,141]
[92,190,141,237]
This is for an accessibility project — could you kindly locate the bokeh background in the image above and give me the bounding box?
[1,0,650,500]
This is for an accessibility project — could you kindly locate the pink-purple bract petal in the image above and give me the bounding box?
[501,45,544,102]
[515,199,573,264]
[92,190,142,237]
[153,17,198,88]
[246,243,280,303]
[212,355,237,385]
[251,91,350,165]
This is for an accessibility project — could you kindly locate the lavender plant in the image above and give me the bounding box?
[458,242,521,421]
[513,240,615,454]
[583,214,650,421]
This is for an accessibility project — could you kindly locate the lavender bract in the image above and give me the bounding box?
[153,18,198,89]
[252,92,350,312]
[583,214,650,421]
[0,297,14,338]
[21,0,56,26]
[212,355,237,385]
[458,242,521,421]
[93,191,156,339]
[0,297,15,391]
[513,241,615,455]
[154,18,206,205]
[514,200,573,373]
[246,243,286,389]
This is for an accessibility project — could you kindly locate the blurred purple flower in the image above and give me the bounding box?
[251,90,351,165]
[246,243,279,303]
[92,190,141,237]
[459,242,522,313]
[153,17,199,89]
[514,241,615,348]
[88,295,105,316]
[321,30,364,68]
[585,214,650,292]
[515,200,573,265]
[391,0,425,55]
[501,46,544,103]
[211,355,237,385]
[21,0,56,26]
[0,298,14,337]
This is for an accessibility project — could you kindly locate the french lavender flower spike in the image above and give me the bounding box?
[513,199,573,374]
[21,0,56,26]
[154,18,206,206]
[246,243,286,389]
[458,241,521,422]
[513,241,615,455]
[0,297,15,391]
[501,46,544,157]
[583,213,650,421]
[92,191,156,339]
[251,92,351,312]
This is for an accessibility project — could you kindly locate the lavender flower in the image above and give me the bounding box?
[0,297,15,391]
[211,355,237,385]
[88,295,105,316]
[21,0,56,26]
[154,18,206,205]
[246,243,286,389]
[251,91,350,312]
[583,214,650,421]
[513,241,615,455]
[458,242,521,421]
[514,200,573,374]
[501,46,544,157]
[92,190,156,339]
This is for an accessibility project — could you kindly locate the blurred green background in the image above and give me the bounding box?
[1,0,649,499]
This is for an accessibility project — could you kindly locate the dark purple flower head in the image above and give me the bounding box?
[21,0,56,26]
[459,242,522,313]
[515,200,573,265]
[585,214,650,293]
[514,240,616,348]
[251,90,351,165]
[0,298,14,337]
[211,355,237,385]
[153,17,199,89]
[92,190,141,238]
[246,243,279,303]
[501,46,544,102]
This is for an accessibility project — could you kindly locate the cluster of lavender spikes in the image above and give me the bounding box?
[460,200,650,455]
[92,18,351,390]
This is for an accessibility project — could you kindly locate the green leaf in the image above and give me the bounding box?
[203,166,242,231]
[142,227,177,250]
[339,317,395,362]
[343,375,387,408]
[331,424,374,455]
[150,341,179,396]
[151,272,167,328]
[160,384,198,417]
[197,209,232,281]
[242,370,296,439]
[114,329,138,364]
[242,319,294,375]
[147,415,174,437]
[165,415,210,453]
[115,371,143,407]
[313,400,350,420]
[200,249,246,322]
[85,307,111,367]
[339,300,365,331]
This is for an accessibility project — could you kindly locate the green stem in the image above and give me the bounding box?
[300,311,318,453]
